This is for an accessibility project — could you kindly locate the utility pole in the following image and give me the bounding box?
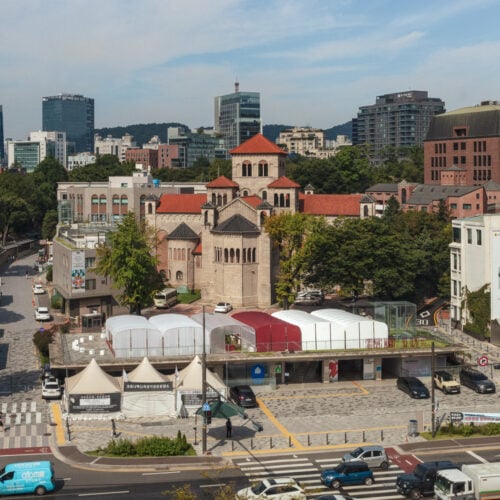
[431,341,436,438]
[202,305,207,453]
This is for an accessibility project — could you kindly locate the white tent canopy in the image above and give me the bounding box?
[272,310,332,350]
[311,308,388,349]
[66,358,121,394]
[148,314,203,356]
[176,355,228,416]
[106,315,162,358]
[122,357,176,418]
[190,312,256,353]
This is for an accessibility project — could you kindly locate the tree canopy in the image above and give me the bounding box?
[93,213,164,314]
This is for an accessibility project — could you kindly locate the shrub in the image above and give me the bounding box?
[51,295,62,310]
[33,329,54,359]
[104,438,136,457]
[462,424,475,437]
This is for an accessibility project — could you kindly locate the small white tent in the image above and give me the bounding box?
[176,355,228,416]
[121,357,176,418]
[65,358,122,414]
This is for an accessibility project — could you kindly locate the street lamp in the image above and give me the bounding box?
[202,305,207,453]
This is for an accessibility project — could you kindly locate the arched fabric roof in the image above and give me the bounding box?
[272,310,332,351]
[177,355,226,393]
[106,315,162,358]
[148,314,204,356]
[66,358,121,395]
[232,311,301,352]
[311,308,388,349]
[191,312,256,353]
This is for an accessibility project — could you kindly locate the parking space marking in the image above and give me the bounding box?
[256,397,304,450]
[260,382,369,401]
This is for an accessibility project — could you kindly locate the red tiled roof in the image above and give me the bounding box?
[241,195,262,208]
[193,242,202,254]
[156,194,207,214]
[267,176,301,188]
[230,134,287,155]
[206,175,238,188]
[299,193,362,216]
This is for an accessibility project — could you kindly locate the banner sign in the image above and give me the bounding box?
[71,251,86,292]
[69,393,121,413]
[124,381,172,392]
[449,411,500,424]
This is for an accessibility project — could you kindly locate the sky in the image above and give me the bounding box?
[2,0,500,140]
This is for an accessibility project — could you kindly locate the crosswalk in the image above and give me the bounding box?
[234,455,407,499]
[0,401,44,425]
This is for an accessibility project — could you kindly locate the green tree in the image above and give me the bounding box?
[265,213,317,308]
[41,209,59,240]
[462,284,491,338]
[0,194,31,245]
[93,213,164,314]
[69,155,134,182]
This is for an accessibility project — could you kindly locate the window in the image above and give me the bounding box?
[450,203,457,209]
[477,230,482,245]
[85,257,95,268]
[461,156,466,164]
[467,228,472,243]
[461,142,466,150]
[463,204,472,210]
[176,271,183,280]
[453,142,458,150]
[85,279,96,290]
[452,227,461,243]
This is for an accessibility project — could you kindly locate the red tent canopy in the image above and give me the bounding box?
[232,311,301,352]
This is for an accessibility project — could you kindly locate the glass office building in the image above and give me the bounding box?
[42,94,94,154]
[214,83,261,152]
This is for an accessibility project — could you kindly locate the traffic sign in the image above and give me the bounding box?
[202,402,210,411]
[478,355,489,367]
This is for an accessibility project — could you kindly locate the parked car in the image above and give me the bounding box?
[294,293,323,305]
[34,307,51,321]
[321,461,374,489]
[230,385,257,408]
[41,377,62,400]
[342,445,389,470]
[214,302,232,313]
[396,376,430,399]
[459,368,496,393]
[32,284,45,295]
[236,477,306,499]
[433,370,460,394]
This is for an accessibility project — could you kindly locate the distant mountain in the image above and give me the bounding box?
[95,121,352,147]
[95,123,189,147]
[263,121,352,143]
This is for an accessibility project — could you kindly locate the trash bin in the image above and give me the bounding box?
[408,419,418,437]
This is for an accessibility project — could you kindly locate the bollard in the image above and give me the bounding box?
[344,432,347,443]
[381,429,384,441]
[231,440,235,452]
[251,438,254,450]
[326,433,329,445]
[362,431,365,442]
[289,435,292,447]
[308,434,311,446]
[66,419,71,442]
[270,437,273,449]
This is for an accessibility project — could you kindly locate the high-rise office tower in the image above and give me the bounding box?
[214,82,261,152]
[352,90,445,161]
[42,94,94,154]
[0,105,4,163]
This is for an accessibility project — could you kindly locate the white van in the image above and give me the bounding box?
[0,461,56,496]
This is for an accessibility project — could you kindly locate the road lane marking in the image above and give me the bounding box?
[78,491,129,497]
[200,483,225,488]
[467,450,488,463]
[142,471,181,475]
[51,402,66,446]
[256,397,303,450]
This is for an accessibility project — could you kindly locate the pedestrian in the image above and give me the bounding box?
[111,418,117,438]
[25,271,29,279]
[226,417,232,438]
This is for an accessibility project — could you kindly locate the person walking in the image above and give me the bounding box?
[225,417,232,438]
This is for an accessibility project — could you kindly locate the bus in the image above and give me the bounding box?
[153,287,178,308]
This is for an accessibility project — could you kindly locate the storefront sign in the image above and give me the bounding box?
[69,393,121,413]
[124,381,172,392]
[448,411,500,424]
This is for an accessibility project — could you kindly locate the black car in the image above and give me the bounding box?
[230,385,257,408]
[397,376,430,399]
[459,368,496,393]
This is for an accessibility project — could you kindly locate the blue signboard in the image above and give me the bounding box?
[251,364,266,385]
[202,402,211,411]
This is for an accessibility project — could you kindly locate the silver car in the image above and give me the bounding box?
[342,445,389,470]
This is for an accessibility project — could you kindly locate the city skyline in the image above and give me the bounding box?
[2,0,500,141]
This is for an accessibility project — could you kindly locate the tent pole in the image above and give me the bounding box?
[202,305,207,454]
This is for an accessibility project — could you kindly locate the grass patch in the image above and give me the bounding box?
[421,422,500,440]
[177,290,201,304]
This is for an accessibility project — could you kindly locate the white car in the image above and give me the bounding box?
[237,478,306,499]
[33,284,45,295]
[42,377,62,400]
[34,307,51,321]
[214,302,232,313]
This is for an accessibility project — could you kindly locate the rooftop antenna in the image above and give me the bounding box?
[234,79,239,93]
